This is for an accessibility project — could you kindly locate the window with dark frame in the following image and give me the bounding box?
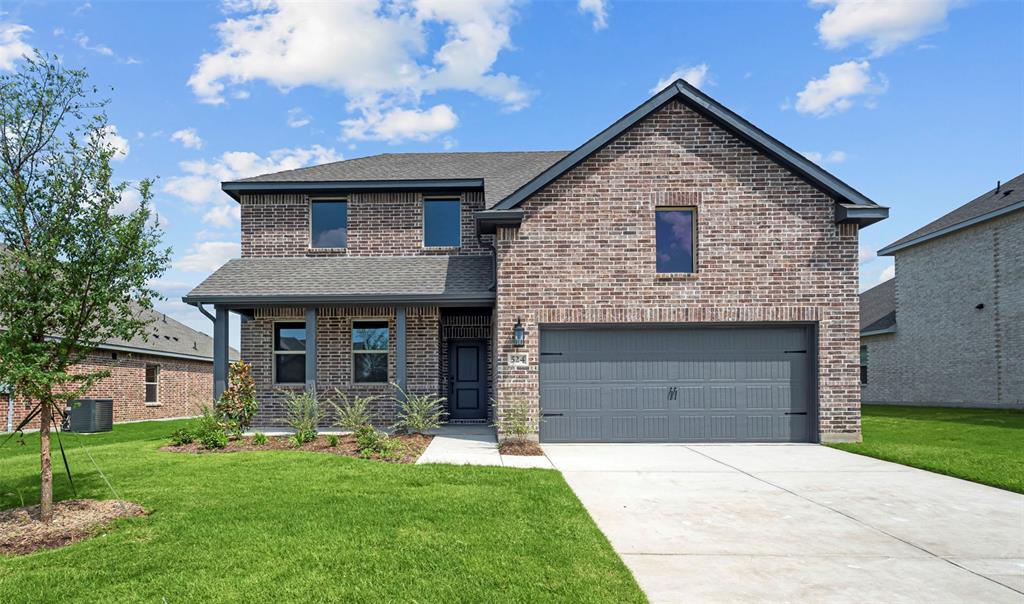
[145,364,160,404]
[655,208,696,273]
[274,322,307,384]
[310,199,348,248]
[352,321,389,383]
[860,345,868,385]
[423,198,461,248]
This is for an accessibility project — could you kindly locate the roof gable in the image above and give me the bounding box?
[859,278,896,335]
[489,79,884,216]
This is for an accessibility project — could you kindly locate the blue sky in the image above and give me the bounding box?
[1,0,1021,347]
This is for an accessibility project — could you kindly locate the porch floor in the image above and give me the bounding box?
[416,425,553,469]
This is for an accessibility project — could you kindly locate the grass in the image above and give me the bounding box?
[0,421,644,603]
[831,404,1024,493]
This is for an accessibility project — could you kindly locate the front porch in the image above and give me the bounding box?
[209,305,494,427]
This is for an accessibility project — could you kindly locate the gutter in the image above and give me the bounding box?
[181,292,497,308]
[860,326,897,337]
[878,200,1024,256]
[221,179,485,202]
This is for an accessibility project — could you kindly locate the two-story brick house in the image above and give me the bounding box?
[185,80,887,443]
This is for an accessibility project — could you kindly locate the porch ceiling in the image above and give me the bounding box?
[183,255,494,307]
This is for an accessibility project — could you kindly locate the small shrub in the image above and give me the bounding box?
[193,408,228,450]
[353,425,406,461]
[169,427,194,446]
[282,391,322,446]
[330,390,377,432]
[215,360,258,436]
[327,434,339,447]
[492,398,539,443]
[391,384,447,435]
[252,432,268,446]
[354,425,380,451]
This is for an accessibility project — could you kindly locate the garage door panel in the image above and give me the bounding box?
[539,326,813,443]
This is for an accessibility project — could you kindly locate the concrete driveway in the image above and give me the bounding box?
[544,444,1024,603]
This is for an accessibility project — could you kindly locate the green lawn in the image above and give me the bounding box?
[831,405,1024,493]
[0,421,644,603]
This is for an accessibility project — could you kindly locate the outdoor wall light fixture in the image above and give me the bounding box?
[513,317,525,347]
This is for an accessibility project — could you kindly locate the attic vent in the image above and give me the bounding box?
[193,342,198,350]
[1003,189,1014,197]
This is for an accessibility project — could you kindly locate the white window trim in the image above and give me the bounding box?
[273,320,307,386]
[144,364,160,406]
[654,206,698,275]
[351,319,390,384]
[309,197,349,251]
[422,196,462,249]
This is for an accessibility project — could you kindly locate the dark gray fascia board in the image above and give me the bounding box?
[474,209,523,234]
[860,325,897,337]
[836,203,890,227]
[491,79,883,215]
[878,200,1024,256]
[181,292,496,308]
[221,179,485,201]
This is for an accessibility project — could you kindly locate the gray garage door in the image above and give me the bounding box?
[539,326,813,443]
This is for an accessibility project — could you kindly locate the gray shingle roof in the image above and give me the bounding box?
[103,307,237,361]
[183,256,494,304]
[880,172,1024,254]
[233,151,569,208]
[860,279,896,335]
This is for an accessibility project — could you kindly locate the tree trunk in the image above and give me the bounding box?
[39,401,53,523]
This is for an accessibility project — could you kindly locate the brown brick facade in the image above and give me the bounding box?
[492,100,861,442]
[241,306,441,427]
[3,351,213,431]
[241,191,493,258]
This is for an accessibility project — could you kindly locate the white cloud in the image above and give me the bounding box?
[794,60,886,116]
[170,127,203,150]
[175,241,241,273]
[163,144,342,206]
[100,125,130,160]
[858,244,876,263]
[802,150,847,164]
[651,63,710,93]
[286,107,311,128]
[578,0,608,31]
[813,0,957,56]
[188,0,532,143]
[0,22,32,72]
[203,203,242,228]
[113,188,142,215]
[878,263,895,283]
[74,32,113,56]
[341,104,458,143]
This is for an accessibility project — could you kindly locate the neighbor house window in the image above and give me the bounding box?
[655,208,696,273]
[145,364,160,404]
[310,199,348,248]
[352,321,388,383]
[274,322,307,384]
[423,198,461,247]
[860,345,868,385]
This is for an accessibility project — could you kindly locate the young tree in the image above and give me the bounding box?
[0,53,169,522]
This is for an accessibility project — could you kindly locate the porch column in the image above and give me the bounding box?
[305,307,317,394]
[213,306,229,401]
[395,306,407,400]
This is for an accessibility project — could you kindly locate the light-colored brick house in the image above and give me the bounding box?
[860,172,1023,408]
[2,308,233,432]
[185,80,887,443]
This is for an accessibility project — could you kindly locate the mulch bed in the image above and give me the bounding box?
[0,499,146,556]
[499,440,545,456]
[162,433,433,464]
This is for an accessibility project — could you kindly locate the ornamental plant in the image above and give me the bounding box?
[391,384,446,435]
[215,360,258,436]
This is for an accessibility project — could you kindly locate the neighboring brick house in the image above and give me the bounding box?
[185,80,887,443]
[860,173,1023,408]
[2,308,236,432]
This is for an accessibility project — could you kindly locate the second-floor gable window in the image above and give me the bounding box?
[311,199,348,249]
[423,198,461,248]
[655,207,696,273]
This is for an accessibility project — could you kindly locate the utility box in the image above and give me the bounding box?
[63,399,114,433]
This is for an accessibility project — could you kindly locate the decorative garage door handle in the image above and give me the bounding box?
[784,412,808,415]
[541,413,564,417]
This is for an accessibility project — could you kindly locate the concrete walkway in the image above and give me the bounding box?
[544,443,1024,604]
[416,424,553,469]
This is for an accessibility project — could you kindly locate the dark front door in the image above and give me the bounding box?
[448,339,487,420]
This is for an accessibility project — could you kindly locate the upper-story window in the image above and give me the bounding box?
[423,198,461,248]
[655,208,696,273]
[310,199,348,249]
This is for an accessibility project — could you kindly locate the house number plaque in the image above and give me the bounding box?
[507,353,529,368]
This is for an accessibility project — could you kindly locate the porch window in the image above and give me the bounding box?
[144,364,160,404]
[352,321,388,383]
[274,322,307,384]
[860,345,868,385]
[655,208,696,273]
[310,199,348,248]
[423,198,460,248]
